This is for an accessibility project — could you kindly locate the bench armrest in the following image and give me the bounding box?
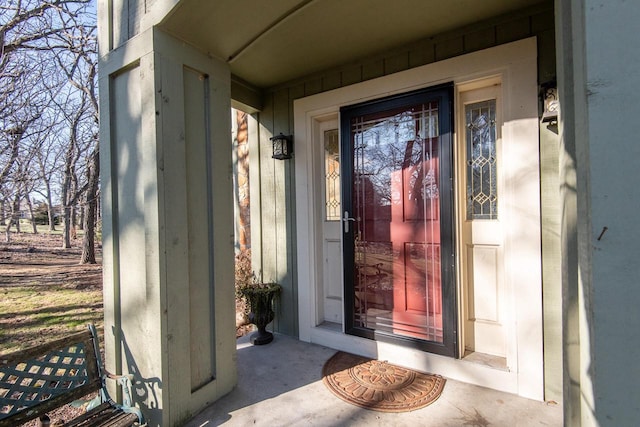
[104,370,134,381]
[103,369,135,408]
[101,369,144,424]
[71,372,143,425]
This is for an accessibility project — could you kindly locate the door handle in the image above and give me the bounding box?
[343,211,356,233]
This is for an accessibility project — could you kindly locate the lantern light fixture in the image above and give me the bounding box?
[270,133,293,160]
[541,85,559,124]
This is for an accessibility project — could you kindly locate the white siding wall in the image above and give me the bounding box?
[557,0,640,425]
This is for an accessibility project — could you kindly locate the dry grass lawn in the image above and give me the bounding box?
[0,229,103,353]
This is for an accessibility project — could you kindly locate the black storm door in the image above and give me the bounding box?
[341,84,457,357]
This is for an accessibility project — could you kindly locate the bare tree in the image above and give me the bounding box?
[1,115,43,242]
[81,145,98,263]
[0,127,25,190]
[57,91,88,248]
[16,149,42,234]
[51,15,99,260]
[1,0,93,242]
[33,128,65,231]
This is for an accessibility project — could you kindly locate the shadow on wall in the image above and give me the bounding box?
[114,326,162,424]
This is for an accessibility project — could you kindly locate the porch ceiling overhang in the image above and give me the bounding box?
[161,0,541,89]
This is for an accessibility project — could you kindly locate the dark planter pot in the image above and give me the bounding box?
[241,283,282,345]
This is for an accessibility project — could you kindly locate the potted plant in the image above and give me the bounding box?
[235,251,282,345]
[239,281,282,345]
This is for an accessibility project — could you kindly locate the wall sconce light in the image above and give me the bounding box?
[541,87,559,124]
[270,133,293,160]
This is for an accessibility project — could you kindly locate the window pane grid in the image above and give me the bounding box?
[324,129,341,221]
[465,100,497,220]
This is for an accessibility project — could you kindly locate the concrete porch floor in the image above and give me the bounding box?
[186,334,562,427]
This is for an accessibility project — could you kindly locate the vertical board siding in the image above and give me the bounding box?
[112,68,145,338]
[154,31,236,421]
[435,36,465,61]
[531,9,555,33]
[288,85,305,131]
[322,71,342,92]
[463,28,497,53]
[159,54,192,420]
[540,120,562,402]
[537,30,557,84]
[258,94,277,284]
[110,0,160,49]
[111,0,127,49]
[183,68,215,391]
[127,0,142,40]
[536,8,561,401]
[496,16,532,45]
[285,157,298,335]
[248,113,263,274]
[408,40,436,69]
[341,64,363,87]
[384,52,410,75]
[108,65,143,380]
[256,88,299,336]
[110,63,165,418]
[273,89,290,134]
[276,88,298,336]
[304,79,323,97]
[361,58,384,81]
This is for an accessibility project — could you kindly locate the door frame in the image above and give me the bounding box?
[294,37,543,399]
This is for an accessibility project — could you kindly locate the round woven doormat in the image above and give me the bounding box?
[322,351,446,413]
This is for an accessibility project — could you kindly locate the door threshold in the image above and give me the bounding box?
[317,321,342,332]
[462,350,508,371]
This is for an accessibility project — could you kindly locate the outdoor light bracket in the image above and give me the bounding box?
[541,86,559,124]
[270,133,293,160]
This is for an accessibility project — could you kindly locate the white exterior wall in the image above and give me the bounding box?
[557,0,640,425]
[99,17,236,426]
[583,0,640,425]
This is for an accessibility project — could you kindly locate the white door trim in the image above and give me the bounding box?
[294,37,542,399]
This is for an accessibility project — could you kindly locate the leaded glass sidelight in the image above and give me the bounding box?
[466,100,497,220]
[324,129,341,221]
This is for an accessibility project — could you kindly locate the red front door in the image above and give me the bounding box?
[390,136,442,341]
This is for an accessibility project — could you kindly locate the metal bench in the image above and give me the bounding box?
[0,324,144,426]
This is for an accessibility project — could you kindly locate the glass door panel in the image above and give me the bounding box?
[341,85,456,356]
